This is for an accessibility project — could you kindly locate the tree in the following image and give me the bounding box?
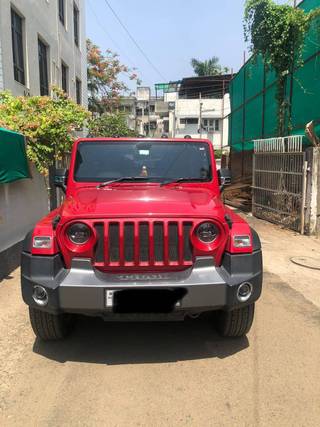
[244,0,320,134]
[0,88,89,208]
[87,39,140,113]
[191,57,229,76]
[88,114,137,138]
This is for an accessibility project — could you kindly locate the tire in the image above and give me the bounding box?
[216,303,255,337]
[29,307,74,341]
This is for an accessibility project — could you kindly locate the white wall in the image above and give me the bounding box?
[0,164,48,252]
[166,94,230,149]
[0,0,87,107]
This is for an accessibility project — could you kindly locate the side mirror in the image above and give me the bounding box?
[218,168,232,192]
[54,168,68,193]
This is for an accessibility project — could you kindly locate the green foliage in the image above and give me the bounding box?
[88,113,137,138]
[213,149,223,159]
[244,0,320,134]
[87,39,140,113]
[0,88,89,173]
[191,57,229,76]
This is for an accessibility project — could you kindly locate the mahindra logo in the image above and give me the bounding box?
[117,273,169,281]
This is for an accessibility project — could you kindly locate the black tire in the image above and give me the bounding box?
[216,303,255,337]
[29,307,74,341]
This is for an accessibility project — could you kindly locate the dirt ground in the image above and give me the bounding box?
[0,216,320,426]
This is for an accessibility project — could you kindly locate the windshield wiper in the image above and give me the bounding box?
[97,176,150,188]
[160,177,208,187]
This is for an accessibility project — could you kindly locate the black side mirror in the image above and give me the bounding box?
[218,168,232,192]
[54,168,68,193]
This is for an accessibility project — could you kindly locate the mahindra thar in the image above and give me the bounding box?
[21,138,263,340]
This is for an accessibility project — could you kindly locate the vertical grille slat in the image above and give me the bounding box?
[163,222,169,264]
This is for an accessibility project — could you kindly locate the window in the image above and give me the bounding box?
[61,62,68,93]
[11,9,25,85]
[202,119,220,132]
[74,141,212,183]
[149,105,155,113]
[76,78,81,104]
[38,39,49,96]
[136,108,142,116]
[73,3,79,46]
[58,0,65,26]
[180,118,198,125]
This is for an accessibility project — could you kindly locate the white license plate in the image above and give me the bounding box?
[106,290,115,307]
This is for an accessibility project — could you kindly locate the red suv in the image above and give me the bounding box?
[21,138,262,340]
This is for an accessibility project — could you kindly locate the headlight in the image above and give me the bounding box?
[67,223,91,245]
[196,222,219,243]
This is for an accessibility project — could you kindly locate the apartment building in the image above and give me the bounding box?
[0,0,87,107]
[165,76,231,149]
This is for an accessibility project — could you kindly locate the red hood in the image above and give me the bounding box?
[59,185,225,221]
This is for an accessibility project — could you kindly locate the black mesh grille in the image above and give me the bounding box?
[183,223,193,261]
[154,222,164,262]
[168,223,179,261]
[139,223,149,262]
[109,223,119,262]
[94,223,104,262]
[124,223,134,262]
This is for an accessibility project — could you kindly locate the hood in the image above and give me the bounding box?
[60,185,225,220]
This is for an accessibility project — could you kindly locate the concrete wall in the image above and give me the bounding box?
[0,0,87,107]
[0,164,48,254]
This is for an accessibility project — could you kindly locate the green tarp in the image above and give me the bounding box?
[0,128,30,184]
[228,0,320,152]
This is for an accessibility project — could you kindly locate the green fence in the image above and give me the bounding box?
[229,0,320,164]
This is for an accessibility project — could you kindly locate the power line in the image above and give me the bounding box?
[87,0,150,85]
[102,0,167,82]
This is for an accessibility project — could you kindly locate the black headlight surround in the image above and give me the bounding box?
[67,222,91,245]
[196,222,219,244]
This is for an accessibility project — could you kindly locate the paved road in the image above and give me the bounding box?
[0,268,319,426]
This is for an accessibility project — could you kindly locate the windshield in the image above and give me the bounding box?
[74,141,212,183]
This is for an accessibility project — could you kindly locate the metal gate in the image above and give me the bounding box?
[252,136,307,233]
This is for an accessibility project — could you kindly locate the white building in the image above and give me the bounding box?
[0,0,87,107]
[165,76,231,149]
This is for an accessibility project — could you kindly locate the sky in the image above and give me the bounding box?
[86,0,293,91]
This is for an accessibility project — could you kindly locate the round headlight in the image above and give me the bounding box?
[196,222,219,243]
[67,223,91,245]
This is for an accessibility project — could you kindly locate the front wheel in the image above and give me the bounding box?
[29,307,74,341]
[216,303,255,337]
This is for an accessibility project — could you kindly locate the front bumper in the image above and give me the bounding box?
[21,249,263,319]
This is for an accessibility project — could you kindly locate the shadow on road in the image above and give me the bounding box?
[33,315,249,365]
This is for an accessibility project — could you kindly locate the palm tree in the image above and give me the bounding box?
[191,57,229,76]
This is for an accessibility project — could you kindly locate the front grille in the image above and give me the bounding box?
[94,220,193,268]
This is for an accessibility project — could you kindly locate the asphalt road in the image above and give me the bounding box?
[0,268,319,426]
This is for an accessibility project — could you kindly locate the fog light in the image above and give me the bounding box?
[32,286,48,306]
[237,282,253,302]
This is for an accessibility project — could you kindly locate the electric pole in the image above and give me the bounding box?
[199,93,203,138]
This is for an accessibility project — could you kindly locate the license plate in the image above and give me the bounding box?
[105,289,186,311]
[106,290,115,307]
